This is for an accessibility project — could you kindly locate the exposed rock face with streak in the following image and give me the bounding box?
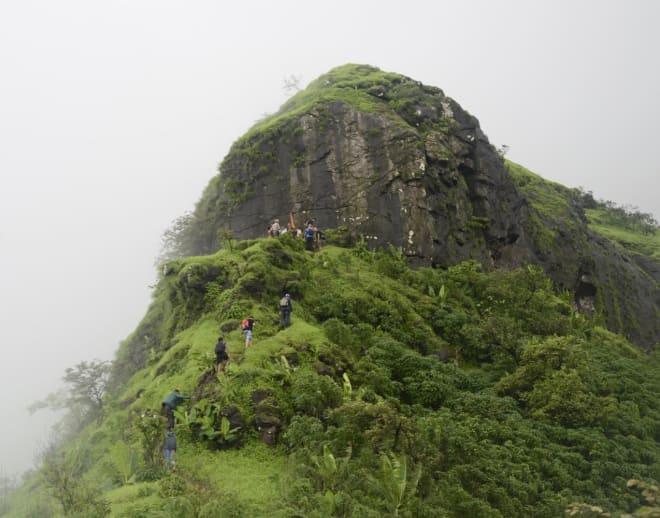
[188,65,659,348]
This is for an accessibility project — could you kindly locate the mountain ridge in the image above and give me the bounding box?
[6,236,660,517]
[177,64,658,347]
[5,64,659,518]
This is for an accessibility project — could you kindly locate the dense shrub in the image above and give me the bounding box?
[326,400,413,453]
[288,369,343,418]
[284,415,325,451]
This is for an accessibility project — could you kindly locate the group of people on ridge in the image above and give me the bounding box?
[267,213,324,252]
[268,218,306,239]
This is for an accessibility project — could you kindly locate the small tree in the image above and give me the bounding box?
[62,360,111,419]
[29,360,111,427]
[283,74,302,94]
[155,211,197,265]
[0,474,18,514]
[40,443,110,517]
[132,411,166,469]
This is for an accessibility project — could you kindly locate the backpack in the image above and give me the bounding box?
[280,296,289,308]
[215,340,227,358]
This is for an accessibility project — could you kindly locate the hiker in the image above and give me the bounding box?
[241,316,255,349]
[163,429,177,471]
[304,223,315,251]
[214,336,230,375]
[161,389,191,430]
[269,219,281,237]
[280,293,293,327]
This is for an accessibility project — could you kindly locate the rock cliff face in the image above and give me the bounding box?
[188,64,658,347]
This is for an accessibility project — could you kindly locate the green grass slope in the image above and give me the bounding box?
[507,159,659,262]
[505,160,586,254]
[586,208,660,261]
[507,159,659,348]
[4,236,660,517]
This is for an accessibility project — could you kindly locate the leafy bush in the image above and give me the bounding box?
[322,318,353,348]
[158,473,190,498]
[401,369,454,409]
[198,494,250,518]
[327,400,412,454]
[284,415,325,451]
[289,369,343,418]
[160,497,196,518]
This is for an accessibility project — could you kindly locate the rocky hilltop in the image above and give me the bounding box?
[186,64,658,347]
[8,68,660,518]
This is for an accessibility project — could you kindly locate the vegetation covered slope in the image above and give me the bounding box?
[506,161,659,348]
[4,236,660,517]
[585,206,659,262]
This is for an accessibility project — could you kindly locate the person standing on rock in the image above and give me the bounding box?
[269,219,281,237]
[304,223,315,251]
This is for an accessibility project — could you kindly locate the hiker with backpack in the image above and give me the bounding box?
[161,389,191,430]
[241,316,255,349]
[280,293,293,327]
[304,223,315,251]
[214,336,230,375]
[163,429,177,472]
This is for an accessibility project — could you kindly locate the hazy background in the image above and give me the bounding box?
[1,0,658,477]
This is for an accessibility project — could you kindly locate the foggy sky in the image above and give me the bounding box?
[1,0,658,476]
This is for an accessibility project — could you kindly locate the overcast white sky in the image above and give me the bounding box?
[1,0,658,476]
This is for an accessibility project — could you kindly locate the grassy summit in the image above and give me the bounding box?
[235,64,449,148]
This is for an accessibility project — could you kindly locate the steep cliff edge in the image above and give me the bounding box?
[186,64,658,347]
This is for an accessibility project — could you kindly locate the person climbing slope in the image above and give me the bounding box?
[241,316,255,349]
[214,336,230,375]
[161,389,191,430]
[163,429,177,472]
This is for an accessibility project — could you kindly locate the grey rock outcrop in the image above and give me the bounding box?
[187,64,658,348]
